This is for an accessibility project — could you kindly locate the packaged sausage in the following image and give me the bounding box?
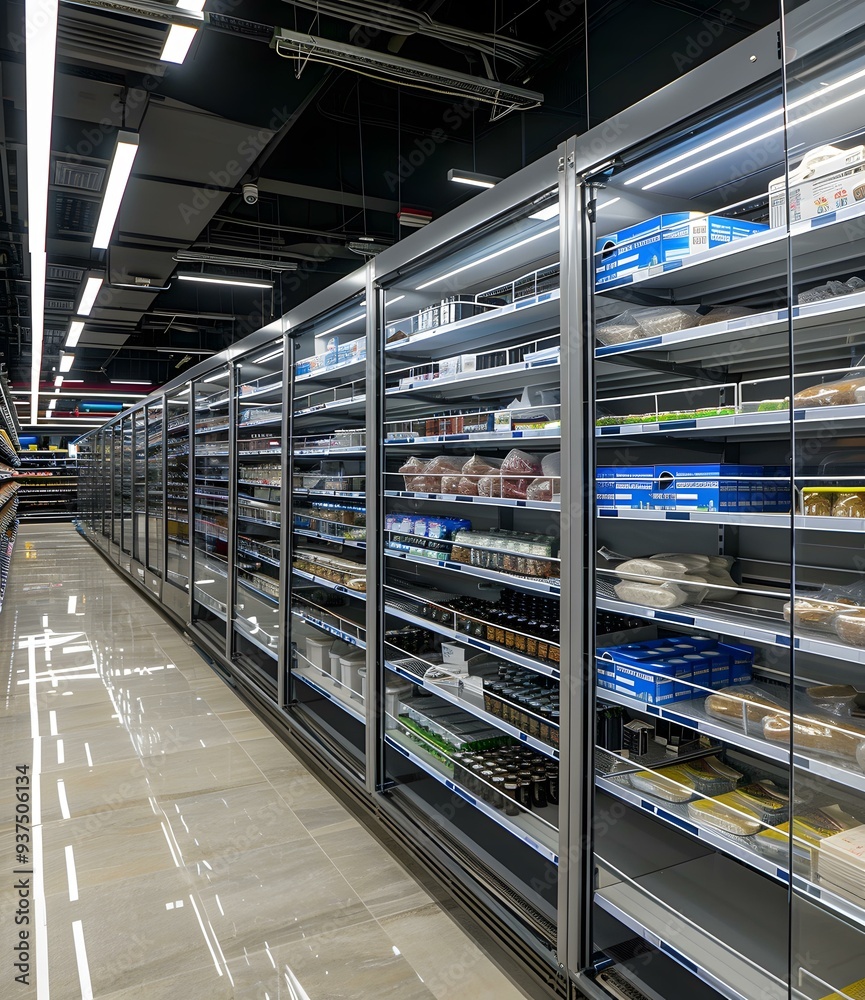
[704,684,787,728]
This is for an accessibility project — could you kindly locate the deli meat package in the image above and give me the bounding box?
[455,455,502,496]
[499,449,543,500]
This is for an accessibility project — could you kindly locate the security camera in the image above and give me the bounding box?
[242,182,258,205]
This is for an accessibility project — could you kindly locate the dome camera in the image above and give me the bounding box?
[242,182,259,205]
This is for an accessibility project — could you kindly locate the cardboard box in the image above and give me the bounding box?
[493,410,512,433]
[769,146,865,228]
[596,213,768,289]
[652,463,764,512]
[597,466,654,509]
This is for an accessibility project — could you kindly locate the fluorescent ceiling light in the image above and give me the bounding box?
[109,379,151,385]
[635,66,865,191]
[59,355,75,373]
[203,371,228,383]
[174,250,298,272]
[77,273,104,316]
[54,376,63,388]
[25,0,59,425]
[93,132,139,250]
[252,347,283,364]
[47,399,57,410]
[416,225,559,291]
[314,311,365,338]
[177,273,272,289]
[62,379,84,383]
[597,196,621,211]
[66,321,85,349]
[161,24,198,63]
[448,169,501,189]
[387,295,406,309]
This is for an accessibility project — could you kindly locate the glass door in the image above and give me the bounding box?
[111,424,122,548]
[132,407,147,580]
[785,4,865,999]
[232,341,285,694]
[288,291,368,773]
[575,17,803,999]
[374,184,562,943]
[145,400,164,595]
[120,416,133,564]
[165,389,190,596]
[192,369,231,645]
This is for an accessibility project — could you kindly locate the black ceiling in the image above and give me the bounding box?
[0,0,778,426]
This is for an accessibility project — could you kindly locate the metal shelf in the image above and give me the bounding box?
[294,396,367,419]
[385,729,559,864]
[385,549,560,596]
[293,527,367,550]
[294,661,365,724]
[598,506,865,534]
[235,622,279,660]
[385,489,559,512]
[290,607,366,649]
[292,566,367,600]
[384,429,561,448]
[237,575,279,605]
[293,446,366,457]
[596,584,865,675]
[384,658,558,761]
[387,289,560,356]
[597,403,865,441]
[384,603,560,680]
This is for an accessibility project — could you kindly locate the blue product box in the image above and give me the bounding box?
[595,213,768,290]
[761,465,791,513]
[597,663,616,691]
[652,464,764,512]
[701,649,731,689]
[731,664,754,685]
[686,635,719,651]
[639,640,683,657]
[614,661,680,705]
[295,360,312,376]
[384,513,471,539]
[718,641,755,668]
[597,466,654,509]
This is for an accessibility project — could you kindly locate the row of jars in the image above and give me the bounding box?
[483,667,560,747]
[452,744,559,816]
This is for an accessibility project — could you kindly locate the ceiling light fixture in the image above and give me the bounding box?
[109,380,152,385]
[160,0,205,64]
[65,321,85,349]
[313,311,365,339]
[174,251,298,272]
[93,131,140,250]
[252,348,284,364]
[416,225,559,291]
[54,376,63,388]
[202,371,228,383]
[447,169,501,189]
[272,28,542,120]
[177,273,273,289]
[58,354,75,373]
[76,273,104,316]
[25,0,60,424]
[47,399,57,410]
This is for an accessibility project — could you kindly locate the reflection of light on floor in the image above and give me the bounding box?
[64,846,78,902]
[71,920,93,998]
[67,596,77,614]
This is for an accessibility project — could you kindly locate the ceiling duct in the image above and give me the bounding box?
[174,250,299,271]
[271,28,544,120]
[53,161,106,193]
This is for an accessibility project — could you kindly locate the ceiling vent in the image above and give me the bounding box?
[53,161,106,193]
[47,265,85,283]
[45,299,75,313]
[53,195,99,236]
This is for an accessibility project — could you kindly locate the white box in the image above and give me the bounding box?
[440,642,470,666]
[769,145,865,228]
[493,409,512,433]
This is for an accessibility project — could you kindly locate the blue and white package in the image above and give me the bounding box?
[652,464,764,512]
[597,466,654,509]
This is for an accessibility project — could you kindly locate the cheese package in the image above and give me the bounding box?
[819,980,865,1000]
[629,768,695,803]
[688,794,762,836]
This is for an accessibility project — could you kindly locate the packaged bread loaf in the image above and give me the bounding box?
[705,684,786,727]
[763,712,865,759]
[835,609,865,646]
[793,373,865,408]
[784,596,859,632]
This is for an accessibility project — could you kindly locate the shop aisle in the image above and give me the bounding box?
[0,524,535,1000]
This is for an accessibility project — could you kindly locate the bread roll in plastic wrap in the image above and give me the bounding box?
[613,580,688,608]
[704,685,785,727]
[763,712,865,760]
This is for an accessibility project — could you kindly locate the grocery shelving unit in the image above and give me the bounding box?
[0,371,21,612]
[69,4,865,998]
[13,450,77,521]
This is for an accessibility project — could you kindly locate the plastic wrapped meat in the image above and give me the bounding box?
[411,455,464,494]
[457,455,502,496]
[500,449,542,500]
[526,477,553,501]
[399,456,429,491]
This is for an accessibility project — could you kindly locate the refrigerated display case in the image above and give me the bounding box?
[70,5,865,996]
[13,450,77,520]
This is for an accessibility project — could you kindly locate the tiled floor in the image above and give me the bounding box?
[0,524,536,999]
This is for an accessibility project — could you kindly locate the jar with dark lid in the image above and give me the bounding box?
[526,700,544,738]
[547,766,559,805]
[503,775,520,816]
[549,711,560,747]
[538,704,554,744]
[530,770,548,809]
[469,762,485,794]
[491,775,506,810]
[516,772,533,811]
[479,769,496,802]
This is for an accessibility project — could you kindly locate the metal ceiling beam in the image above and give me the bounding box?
[257,178,399,214]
